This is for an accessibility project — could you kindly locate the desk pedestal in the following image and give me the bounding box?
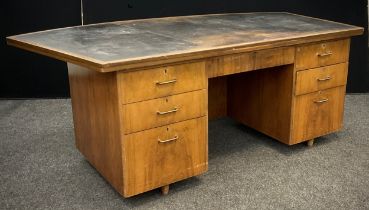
[68,38,350,197]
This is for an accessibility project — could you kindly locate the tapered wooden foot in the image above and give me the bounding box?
[161,185,169,195]
[307,139,314,147]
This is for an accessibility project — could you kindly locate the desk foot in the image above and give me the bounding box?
[161,185,169,195]
[307,139,314,147]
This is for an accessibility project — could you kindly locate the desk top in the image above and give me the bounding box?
[7,12,363,72]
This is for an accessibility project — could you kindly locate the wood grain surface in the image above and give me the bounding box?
[122,89,207,134]
[208,77,228,120]
[228,65,295,144]
[206,52,254,78]
[295,63,348,95]
[67,63,124,194]
[123,117,208,197]
[295,39,350,70]
[118,61,206,104]
[254,47,295,69]
[292,86,346,144]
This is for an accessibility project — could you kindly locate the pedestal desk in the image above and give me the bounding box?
[7,13,363,197]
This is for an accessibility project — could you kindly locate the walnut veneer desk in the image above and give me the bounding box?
[7,13,363,197]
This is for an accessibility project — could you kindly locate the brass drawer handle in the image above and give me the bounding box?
[314,98,329,103]
[156,79,177,85]
[157,107,179,115]
[316,51,333,57]
[158,135,178,143]
[317,76,332,81]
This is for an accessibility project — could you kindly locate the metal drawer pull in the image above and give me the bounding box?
[157,107,179,115]
[317,76,332,81]
[314,98,329,103]
[317,51,333,57]
[156,79,177,85]
[158,135,178,143]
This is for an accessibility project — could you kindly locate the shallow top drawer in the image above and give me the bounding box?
[255,47,295,69]
[295,63,348,95]
[295,39,350,70]
[118,62,206,104]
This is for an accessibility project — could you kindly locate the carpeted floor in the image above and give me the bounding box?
[0,95,368,209]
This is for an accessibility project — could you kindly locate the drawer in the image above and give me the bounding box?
[122,117,208,197]
[206,52,254,78]
[122,90,207,134]
[118,61,206,104]
[295,63,348,95]
[254,47,295,69]
[295,39,350,70]
[292,86,346,143]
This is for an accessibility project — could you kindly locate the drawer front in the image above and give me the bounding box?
[295,39,350,70]
[206,52,254,78]
[122,90,207,134]
[123,117,208,197]
[254,47,295,69]
[292,86,346,143]
[295,63,348,95]
[118,61,206,104]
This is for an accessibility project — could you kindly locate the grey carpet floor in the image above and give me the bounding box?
[0,95,368,210]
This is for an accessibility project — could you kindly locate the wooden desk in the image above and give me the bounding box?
[7,13,363,197]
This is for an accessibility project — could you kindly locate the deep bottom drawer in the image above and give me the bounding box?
[292,86,346,144]
[122,117,208,197]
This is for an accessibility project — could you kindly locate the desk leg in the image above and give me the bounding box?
[307,139,314,147]
[161,185,170,195]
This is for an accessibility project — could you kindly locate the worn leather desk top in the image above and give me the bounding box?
[7,12,363,72]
